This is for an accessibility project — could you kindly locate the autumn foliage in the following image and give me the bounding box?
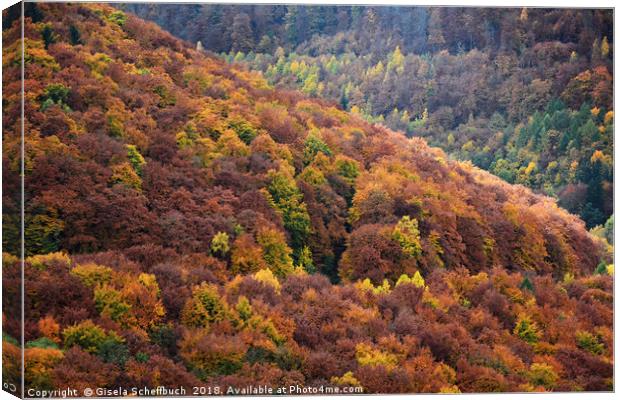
[1,2,613,395]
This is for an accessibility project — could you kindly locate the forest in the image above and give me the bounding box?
[123,4,614,228]
[1,2,614,396]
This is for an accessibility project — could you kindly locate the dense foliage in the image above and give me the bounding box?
[2,3,613,395]
[123,4,613,228]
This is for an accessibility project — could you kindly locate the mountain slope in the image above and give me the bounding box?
[2,3,613,394]
[122,3,614,228]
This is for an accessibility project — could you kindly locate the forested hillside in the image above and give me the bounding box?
[122,4,614,229]
[2,3,613,395]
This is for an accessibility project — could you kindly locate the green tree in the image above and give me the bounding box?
[229,119,258,144]
[126,144,146,176]
[575,330,604,355]
[39,83,71,111]
[395,271,425,288]
[303,134,332,165]
[24,211,64,256]
[335,157,360,182]
[94,285,132,324]
[69,25,81,45]
[391,216,422,258]
[513,315,539,344]
[107,10,127,26]
[62,320,122,354]
[26,337,59,350]
[297,245,316,273]
[265,169,311,256]
[256,227,295,277]
[595,260,608,275]
[211,231,230,256]
[182,283,228,327]
[528,363,558,389]
[519,276,534,292]
[235,296,253,322]
[71,263,113,288]
[41,24,56,49]
[97,339,129,366]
